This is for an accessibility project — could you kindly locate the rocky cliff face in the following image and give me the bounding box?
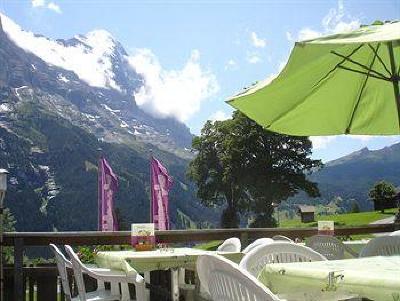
[0,14,218,231]
[0,13,193,157]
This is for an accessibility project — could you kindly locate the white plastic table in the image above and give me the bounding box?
[95,248,243,301]
[257,255,400,301]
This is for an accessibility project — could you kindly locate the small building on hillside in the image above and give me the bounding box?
[297,205,315,223]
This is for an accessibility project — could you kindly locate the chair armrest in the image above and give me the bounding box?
[343,244,359,258]
[82,263,144,285]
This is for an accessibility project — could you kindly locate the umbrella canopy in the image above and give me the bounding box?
[227,22,400,136]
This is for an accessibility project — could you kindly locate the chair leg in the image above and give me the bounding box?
[136,281,147,301]
[178,268,185,286]
[121,283,130,301]
[144,272,150,301]
[170,268,180,301]
[97,279,105,290]
[110,281,120,295]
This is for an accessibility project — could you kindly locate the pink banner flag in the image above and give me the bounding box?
[151,156,173,230]
[98,157,118,231]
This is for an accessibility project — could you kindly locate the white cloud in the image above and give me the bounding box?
[225,59,238,70]
[287,0,360,42]
[47,2,62,13]
[250,32,266,48]
[127,49,219,122]
[1,13,119,89]
[246,52,262,64]
[209,110,230,122]
[297,28,322,41]
[31,0,62,13]
[310,136,336,150]
[348,135,373,142]
[31,0,45,7]
[286,31,293,42]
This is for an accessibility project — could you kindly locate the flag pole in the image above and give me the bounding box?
[97,147,103,231]
[149,149,153,223]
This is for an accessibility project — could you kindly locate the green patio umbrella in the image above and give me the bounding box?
[227,22,400,136]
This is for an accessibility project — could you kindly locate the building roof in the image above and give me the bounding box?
[297,205,315,213]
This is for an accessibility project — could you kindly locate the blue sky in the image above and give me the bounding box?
[1,0,400,162]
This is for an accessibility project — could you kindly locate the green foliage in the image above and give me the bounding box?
[187,111,322,228]
[368,181,397,213]
[76,245,116,264]
[351,200,361,213]
[3,207,16,232]
[3,208,16,263]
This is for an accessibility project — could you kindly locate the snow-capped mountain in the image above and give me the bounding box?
[0,14,220,232]
[0,13,193,156]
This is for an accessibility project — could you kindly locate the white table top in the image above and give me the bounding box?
[95,247,243,273]
[258,255,400,301]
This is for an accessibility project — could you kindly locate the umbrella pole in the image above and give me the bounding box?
[387,41,400,128]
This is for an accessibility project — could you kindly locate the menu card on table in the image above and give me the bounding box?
[131,223,156,251]
[318,221,334,236]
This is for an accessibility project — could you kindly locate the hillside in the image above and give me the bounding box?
[292,143,400,210]
[0,14,219,231]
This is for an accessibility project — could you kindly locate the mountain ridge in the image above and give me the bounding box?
[0,13,218,231]
[306,141,400,210]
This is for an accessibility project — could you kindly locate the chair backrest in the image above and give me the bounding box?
[359,236,400,257]
[243,238,274,254]
[217,237,241,252]
[197,254,281,301]
[239,242,327,277]
[49,244,73,301]
[306,235,345,260]
[272,235,293,242]
[390,230,400,236]
[65,245,87,301]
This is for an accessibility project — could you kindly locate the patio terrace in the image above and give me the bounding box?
[4,223,397,301]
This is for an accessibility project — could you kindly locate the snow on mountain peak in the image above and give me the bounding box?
[0,13,120,90]
[75,29,115,51]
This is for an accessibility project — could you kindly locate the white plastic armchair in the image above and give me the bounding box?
[65,245,146,301]
[390,230,400,236]
[306,235,358,260]
[50,244,75,301]
[50,244,123,301]
[272,235,293,243]
[239,242,327,277]
[242,238,274,254]
[197,254,281,301]
[217,237,241,252]
[359,236,400,257]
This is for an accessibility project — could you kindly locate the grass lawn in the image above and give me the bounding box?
[194,208,398,249]
[279,208,398,228]
[194,240,222,251]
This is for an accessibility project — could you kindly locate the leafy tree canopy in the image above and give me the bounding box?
[187,111,322,228]
[368,181,397,213]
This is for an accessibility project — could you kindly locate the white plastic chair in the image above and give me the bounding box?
[272,235,293,243]
[217,237,241,252]
[306,235,358,260]
[390,230,400,236]
[359,236,400,257]
[239,242,327,277]
[50,243,76,300]
[242,238,274,254]
[197,254,281,301]
[65,245,146,301]
[50,244,123,301]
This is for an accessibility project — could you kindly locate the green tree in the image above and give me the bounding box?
[2,208,16,263]
[187,111,322,228]
[350,200,360,213]
[368,181,396,213]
